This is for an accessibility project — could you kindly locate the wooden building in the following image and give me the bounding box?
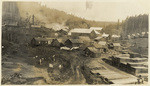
[51,38,66,47]
[68,28,98,38]
[31,37,54,46]
[64,39,83,48]
[78,36,91,46]
[84,47,101,58]
[93,43,107,53]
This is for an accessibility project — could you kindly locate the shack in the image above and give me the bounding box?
[51,38,66,47]
[64,39,83,48]
[31,37,54,46]
[84,47,101,58]
[93,43,107,53]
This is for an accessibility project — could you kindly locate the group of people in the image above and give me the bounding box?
[135,75,144,84]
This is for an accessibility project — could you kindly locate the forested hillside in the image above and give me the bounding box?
[121,14,148,37]
[17,2,115,29]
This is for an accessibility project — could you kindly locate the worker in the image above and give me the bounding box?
[137,75,143,84]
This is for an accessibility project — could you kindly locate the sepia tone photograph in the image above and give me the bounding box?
[1,0,149,85]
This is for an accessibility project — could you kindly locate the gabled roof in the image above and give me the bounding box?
[90,27,102,31]
[86,47,99,53]
[68,39,83,44]
[98,41,107,46]
[113,43,121,46]
[56,38,66,44]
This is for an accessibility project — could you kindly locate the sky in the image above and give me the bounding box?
[40,0,149,22]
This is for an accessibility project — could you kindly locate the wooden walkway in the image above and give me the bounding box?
[89,58,138,84]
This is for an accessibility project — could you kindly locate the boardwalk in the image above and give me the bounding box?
[87,58,138,84]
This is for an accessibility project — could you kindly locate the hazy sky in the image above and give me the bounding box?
[41,0,149,22]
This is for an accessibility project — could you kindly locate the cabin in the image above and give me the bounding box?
[51,38,66,47]
[68,28,98,38]
[31,37,54,46]
[64,39,83,48]
[93,43,107,53]
[84,47,101,58]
